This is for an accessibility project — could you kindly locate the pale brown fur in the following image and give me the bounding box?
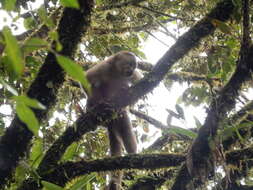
[85,51,141,190]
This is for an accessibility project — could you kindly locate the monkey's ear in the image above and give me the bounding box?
[106,53,115,63]
[108,54,119,66]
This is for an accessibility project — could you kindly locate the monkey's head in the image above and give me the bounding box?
[112,51,137,77]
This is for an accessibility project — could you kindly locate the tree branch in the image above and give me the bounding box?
[174,3,253,189]
[20,153,185,188]
[130,109,193,141]
[174,45,253,189]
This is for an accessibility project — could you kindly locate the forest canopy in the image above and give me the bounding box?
[0,0,253,190]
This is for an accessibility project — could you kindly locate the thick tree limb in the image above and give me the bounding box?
[0,1,93,188]
[20,153,184,188]
[184,8,252,190]
[172,5,252,190]
[173,46,253,190]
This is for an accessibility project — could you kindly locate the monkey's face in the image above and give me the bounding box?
[117,57,137,77]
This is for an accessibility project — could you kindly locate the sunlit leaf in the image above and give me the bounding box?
[38,6,48,23]
[95,0,103,6]
[62,142,78,161]
[38,7,55,28]
[0,118,4,135]
[16,102,39,136]
[30,138,43,168]
[24,17,36,30]
[13,165,27,186]
[56,55,91,95]
[169,127,197,139]
[60,0,80,9]
[2,27,24,78]
[86,183,91,190]
[56,41,63,52]
[42,181,63,190]
[68,174,96,190]
[23,38,48,55]
[3,0,16,11]
[13,95,46,110]
[49,31,59,41]
[0,77,18,96]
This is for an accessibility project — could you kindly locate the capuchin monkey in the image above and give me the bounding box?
[85,51,141,190]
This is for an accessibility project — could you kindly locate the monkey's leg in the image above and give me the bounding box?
[106,121,124,190]
[107,121,123,156]
[118,111,137,154]
[106,111,137,190]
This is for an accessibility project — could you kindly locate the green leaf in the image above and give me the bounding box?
[62,142,78,161]
[49,31,59,41]
[13,165,27,187]
[56,55,91,95]
[13,95,46,110]
[38,7,55,28]
[0,77,18,96]
[24,17,36,30]
[23,38,48,55]
[16,102,39,136]
[95,0,103,6]
[169,127,197,139]
[60,0,80,9]
[2,27,24,78]
[38,6,48,23]
[0,118,4,136]
[68,174,96,190]
[211,19,232,35]
[42,181,63,190]
[86,183,91,190]
[56,41,63,52]
[3,0,17,11]
[30,138,43,168]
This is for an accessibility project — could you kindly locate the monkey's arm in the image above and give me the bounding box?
[86,62,108,88]
[130,70,143,84]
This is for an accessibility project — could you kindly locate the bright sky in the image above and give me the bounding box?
[142,31,206,127]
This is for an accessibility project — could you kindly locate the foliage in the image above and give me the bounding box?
[0,0,253,190]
